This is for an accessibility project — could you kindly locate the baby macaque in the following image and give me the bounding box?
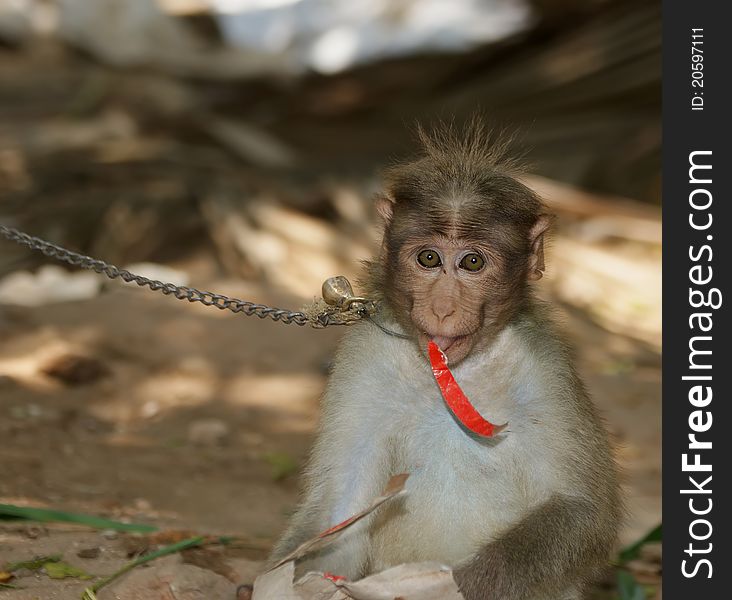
[270,121,621,600]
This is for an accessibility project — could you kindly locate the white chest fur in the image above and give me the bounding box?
[325,323,565,570]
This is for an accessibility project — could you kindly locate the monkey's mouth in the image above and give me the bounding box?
[418,332,473,364]
[429,335,466,352]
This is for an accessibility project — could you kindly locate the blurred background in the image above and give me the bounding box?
[0,1,660,598]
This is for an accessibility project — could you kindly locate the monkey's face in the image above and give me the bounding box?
[389,234,523,365]
[374,131,552,366]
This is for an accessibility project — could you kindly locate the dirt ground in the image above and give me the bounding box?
[0,257,660,599]
[0,33,660,600]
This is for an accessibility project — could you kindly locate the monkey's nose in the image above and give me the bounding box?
[431,304,456,323]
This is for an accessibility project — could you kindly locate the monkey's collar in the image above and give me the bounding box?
[318,276,409,339]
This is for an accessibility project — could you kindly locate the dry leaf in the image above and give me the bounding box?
[338,562,463,600]
[252,562,305,600]
[255,561,463,600]
[149,529,201,545]
[123,529,203,556]
[252,473,465,599]
[268,473,409,572]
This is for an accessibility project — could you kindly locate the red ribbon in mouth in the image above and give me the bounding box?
[428,341,507,438]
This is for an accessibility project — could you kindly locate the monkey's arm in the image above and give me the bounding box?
[268,477,327,562]
[269,360,395,577]
[269,428,391,578]
[454,493,617,600]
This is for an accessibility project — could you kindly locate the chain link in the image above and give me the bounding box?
[0,224,350,327]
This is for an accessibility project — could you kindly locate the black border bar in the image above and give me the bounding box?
[663,1,731,596]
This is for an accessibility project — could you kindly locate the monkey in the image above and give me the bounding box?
[268,120,621,600]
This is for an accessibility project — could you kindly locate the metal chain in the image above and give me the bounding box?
[0,224,351,327]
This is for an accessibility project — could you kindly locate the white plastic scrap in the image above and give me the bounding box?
[252,473,465,599]
[0,265,101,306]
[206,0,532,74]
[254,561,464,600]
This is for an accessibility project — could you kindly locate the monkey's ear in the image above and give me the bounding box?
[375,193,395,223]
[527,213,554,281]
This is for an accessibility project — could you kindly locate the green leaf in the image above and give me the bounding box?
[44,561,93,580]
[0,504,156,533]
[619,523,662,564]
[4,555,61,572]
[617,569,646,600]
[263,452,298,481]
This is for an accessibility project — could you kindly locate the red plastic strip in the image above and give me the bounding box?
[428,341,507,437]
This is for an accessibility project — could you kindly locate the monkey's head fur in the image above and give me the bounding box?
[366,119,552,365]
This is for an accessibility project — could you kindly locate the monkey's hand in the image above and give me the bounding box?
[453,495,616,600]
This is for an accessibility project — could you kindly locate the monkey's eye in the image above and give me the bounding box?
[459,253,485,272]
[417,249,442,268]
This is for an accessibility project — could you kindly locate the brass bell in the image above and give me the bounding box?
[322,276,356,308]
[322,275,370,311]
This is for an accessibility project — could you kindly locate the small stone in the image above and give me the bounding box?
[98,555,236,599]
[41,354,110,385]
[187,419,230,446]
[140,400,160,418]
[77,547,101,559]
[101,529,118,540]
[133,497,152,512]
[24,525,46,539]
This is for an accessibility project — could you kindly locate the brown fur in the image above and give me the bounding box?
[271,118,621,600]
[366,119,551,365]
